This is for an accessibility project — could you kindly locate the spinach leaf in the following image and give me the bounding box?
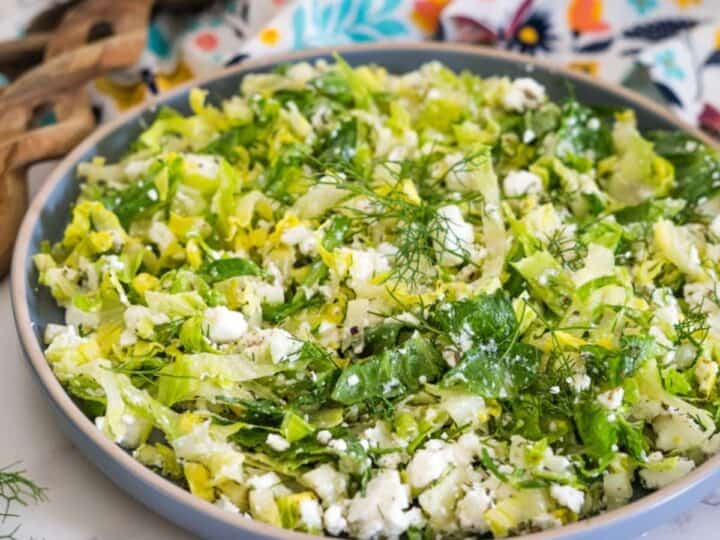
[310,71,354,106]
[431,291,518,344]
[331,336,443,405]
[441,342,541,399]
[200,257,265,283]
[613,198,685,225]
[323,215,352,250]
[575,401,619,460]
[648,131,720,207]
[262,143,311,204]
[618,418,647,462]
[554,101,613,162]
[102,160,173,227]
[318,118,357,164]
[201,125,257,163]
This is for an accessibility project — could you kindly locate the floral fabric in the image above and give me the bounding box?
[2,0,720,133]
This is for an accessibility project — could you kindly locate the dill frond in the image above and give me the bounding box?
[311,151,485,290]
[0,463,47,539]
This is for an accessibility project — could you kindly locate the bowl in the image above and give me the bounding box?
[11,42,720,540]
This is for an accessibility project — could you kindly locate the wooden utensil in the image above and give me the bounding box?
[0,0,153,278]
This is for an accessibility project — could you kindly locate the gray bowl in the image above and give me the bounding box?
[11,43,720,540]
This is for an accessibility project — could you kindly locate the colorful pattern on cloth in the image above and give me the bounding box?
[2,0,720,134]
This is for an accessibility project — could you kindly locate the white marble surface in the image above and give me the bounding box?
[0,278,718,539]
[2,162,718,539]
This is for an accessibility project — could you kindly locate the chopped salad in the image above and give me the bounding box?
[36,58,720,538]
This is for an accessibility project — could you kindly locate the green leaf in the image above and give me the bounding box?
[200,257,265,283]
[201,125,256,163]
[648,131,720,208]
[431,291,518,344]
[441,342,541,399]
[575,401,618,460]
[618,418,647,462]
[331,336,442,405]
[322,215,352,250]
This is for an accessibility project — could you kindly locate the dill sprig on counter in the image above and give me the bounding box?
[0,463,47,539]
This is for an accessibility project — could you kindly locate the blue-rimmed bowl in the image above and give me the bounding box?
[11,42,720,540]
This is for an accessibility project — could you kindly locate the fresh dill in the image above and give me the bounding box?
[311,152,485,289]
[0,463,47,539]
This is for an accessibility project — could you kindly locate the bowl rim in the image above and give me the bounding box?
[10,41,720,540]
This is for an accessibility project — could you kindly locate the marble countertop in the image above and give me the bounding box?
[1,279,718,539]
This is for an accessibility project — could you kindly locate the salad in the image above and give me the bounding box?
[35,58,720,539]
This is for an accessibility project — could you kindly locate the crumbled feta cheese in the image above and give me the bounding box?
[266,433,291,452]
[549,385,560,394]
[587,117,601,130]
[316,430,333,445]
[710,215,720,239]
[568,373,591,393]
[433,204,474,267]
[523,129,536,143]
[301,464,348,504]
[597,387,624,410]
[346,470,414,539]
[406,441,452,489]
[324,504,347,536]
[281,224,318,256]
[249,472,282,490]
[299,498,323,530]
[215,494,241,514]
[44,323,77,345]
[264,328,303,363]
[503,77,546,112]
[550,484,585,513]
[328,439,348,452]
[456,485,491,532]
[203,306,248,344]
[347,374,360,386]
[503,170,543,197]
[348,249,390,285]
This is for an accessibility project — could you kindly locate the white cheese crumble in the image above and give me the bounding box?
[301,464,348,504]
[203,306,248,344]
[503,77,546,112]
[347,374,360,386]
[433,204,474,267]
[299,498,323,530]
[264,328,303,363]
[324,504,347,535]
[456,485,491,532]
[710,215,720,239]
[346,470,415,539]
[550,484,585,513]
[281,224,318,256]
[406,442,452,489]
[316,430,333,445]
[597,387,624,410]
[266,433,291,452]
[503,170,543,197]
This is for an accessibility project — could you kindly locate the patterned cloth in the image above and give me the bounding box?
[2,0,720,134]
